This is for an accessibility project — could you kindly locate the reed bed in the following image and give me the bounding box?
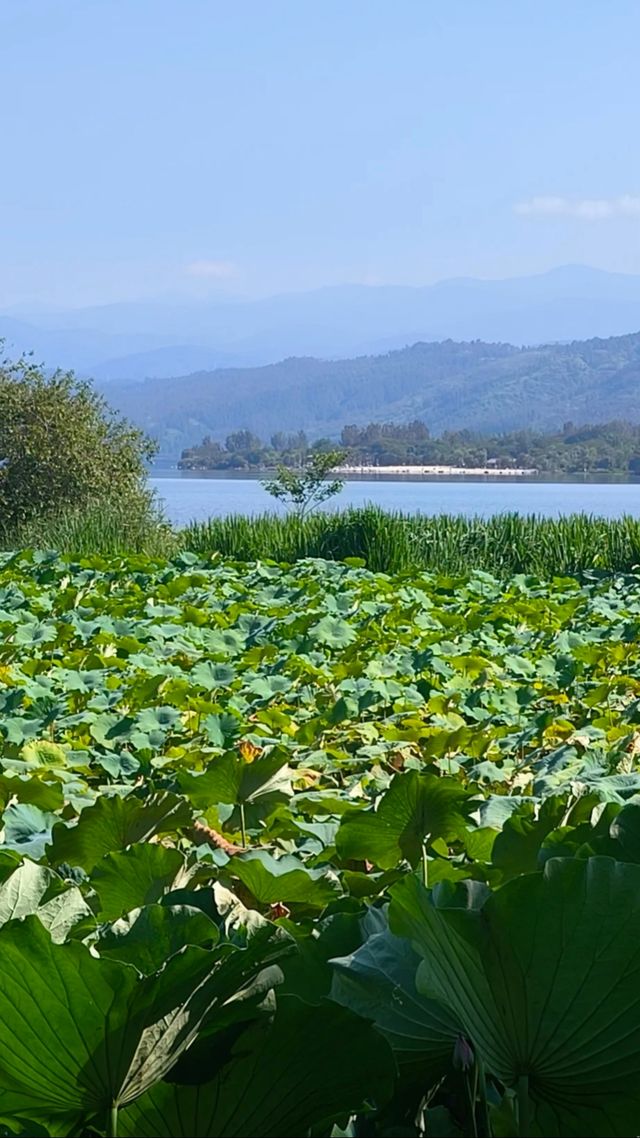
[4,502,640,576]
[181,506,640,576]
[0,499,176,558]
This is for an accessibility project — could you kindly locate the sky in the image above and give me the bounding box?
[1,0,640,307]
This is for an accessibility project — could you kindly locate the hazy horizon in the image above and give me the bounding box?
[2,261,636,317]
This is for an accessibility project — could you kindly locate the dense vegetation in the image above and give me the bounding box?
[180,418,640,473]
[0,352,159,544]
[105,329,640,454]
[182,508,640,576]
[8,506,640,577]
[2,551,640,1134]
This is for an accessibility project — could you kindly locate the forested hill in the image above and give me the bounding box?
[101,330,640,455]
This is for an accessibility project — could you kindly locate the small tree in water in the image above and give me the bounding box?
[262,449,346,519]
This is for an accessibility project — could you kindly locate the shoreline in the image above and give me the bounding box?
[333,463,538,478]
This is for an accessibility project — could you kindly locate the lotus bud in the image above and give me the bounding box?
[452,1034,474,1071]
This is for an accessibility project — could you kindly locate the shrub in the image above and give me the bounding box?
[0,350,157,538]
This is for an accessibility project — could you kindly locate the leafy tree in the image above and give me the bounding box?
[0,351,157,534]
[225,430,263,455]
[262,450,346,518]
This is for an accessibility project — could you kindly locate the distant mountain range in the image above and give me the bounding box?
[2,263,640,381]
[101,329,640,456]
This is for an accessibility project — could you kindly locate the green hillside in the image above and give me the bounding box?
[102,330,640,454]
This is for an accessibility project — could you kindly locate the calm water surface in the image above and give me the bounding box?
[150,471,640,526]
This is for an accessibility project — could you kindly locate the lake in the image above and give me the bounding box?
[150,471,640,526]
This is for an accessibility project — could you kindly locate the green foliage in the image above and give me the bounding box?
[118,996,394,1137]
[0,351,159,542]
[261,449,346,518]
[181,429,310,471]
[183,505,640,575]
[107,329,640,454]
[3,551,640,1132]
[337,417,640,473]
[182,417,640,474]
[336,770,472,869]
[7,499,176,558]
[391,859,640,1135]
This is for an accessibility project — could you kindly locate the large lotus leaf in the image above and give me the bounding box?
[580,772,640,803]
[178,750,292,809]
[36,887,94,943]
[491,798,565,881]
[336,770,472,869]
[231,850,339,909]
[133,706,181,735]
[1,803,58,860]
[91,844,185,920]
[0,860,53,924]
[88,712,137,749]
[0,914,292,1129]
[280,910,363,1003]
[208,880,274,943]
[21,741,68,768]
[201,712,242,748]
[190,661,236,689]
[0,860,92,942]
[48,791,193,871]
[608,802,640,862]
[0,916,141,1123]
[308,615,357,648]
[0,771,64,812]
[331,922,460,1085]
[390,857,640,1137]
[97,904,220,974]
[119,995,394,1137]
[121,924,292,1103]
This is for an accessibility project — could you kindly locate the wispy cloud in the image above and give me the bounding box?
[184,259,237,278]
[514,195,640,220]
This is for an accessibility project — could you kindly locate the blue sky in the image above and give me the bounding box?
[1,0,639,306]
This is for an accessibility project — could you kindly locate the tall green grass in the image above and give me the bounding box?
[181,506,640,576]
[0,499,177,558]
[4,501,640,576]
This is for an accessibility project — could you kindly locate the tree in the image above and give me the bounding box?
[225,430,263,455]
[0,350,157,534]
[262,450,346,518]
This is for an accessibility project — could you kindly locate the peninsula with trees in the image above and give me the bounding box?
[179,419,640,477]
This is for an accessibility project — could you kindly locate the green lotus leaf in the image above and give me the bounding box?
[96,904,220,973]
[331,919,460,1086]
[1,803,58,860]
[201,712,242,747]
[119,995,394,1137]
[91,843,185,920]
[390,856,640,1136]
[609,802,640,862]
[36,887,95,943]
[178,750,292,809]
[88,712,137,749]
[133,706,181,734]
[231,850,340,909]
[0,913,291,1130]
[0,860,53,925]
[13,622,56,647]
[190,661,236,689]
[336,770,472,869]
[48,792,193,872]
[20,741,68,769]
[491,798,565,881]
[308,615,357,649]
[0,772,64,813]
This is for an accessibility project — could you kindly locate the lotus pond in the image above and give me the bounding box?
[2,550,640,1136]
